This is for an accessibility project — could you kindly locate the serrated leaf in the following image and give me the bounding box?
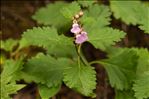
[1,59,23,83]
[32,1,70,32]
[1,59,25,99]
[38,84,61,99]
[110,1,149,34]
[77,0,95,7]
[83,4,111,28]
[132,48,149,99]
[138,5,149,34]
[80,4,125,50]
[1,83,25,99]
[110,1,140,25]
[22,53,71,87]
[135,48,149,74]
[46,35,77,58]
[1,39,18,52]
[20,27,57,48]
[99,48,138,90]
[63,61,96,97]
[20,27,76,58]
[133,71,149,99]
[61,2,80,19]
[88,28,125,50]
[115,90,136,99]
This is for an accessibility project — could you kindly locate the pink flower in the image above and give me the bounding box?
[75,31,88,44]
[71,23,81,34]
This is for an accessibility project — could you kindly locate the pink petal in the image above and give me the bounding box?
[71,26,81,34]
[75,32,88,44]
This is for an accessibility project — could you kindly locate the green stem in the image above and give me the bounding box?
[77,45,81,69]
[89,60,101,65]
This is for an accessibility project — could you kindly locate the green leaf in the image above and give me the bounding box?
[1,59,23,83]
[110,1,149,34]
[20,27,57,48]
[115,90,136,99]
[138,5,149,34]
[1,83,25,99]
[83,4,111,28]
[80,4,125,50]
[1,39,18,52]
[20,27,76,58]
[46,35,77,58]
[88,28,125,50]
[110,1,141,25]
[132,48,149,99]
[63,61,96,97]
[99,48,138,90]
[135,48,149,74]
[32,1,70,31]
[38,84,61,99]
[1,59,25,99]
[22,53,71,87]
[133,71,149,99]
[77,0,95,7]
[61,2,81,19]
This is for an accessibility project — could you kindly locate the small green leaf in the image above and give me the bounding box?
[1,59,25,99]
[63,61,96,97]
[1,59,23,83]
[38,84,61,99]
[61,2,81,19]
[1,39,18,52]
[1,83,25,99]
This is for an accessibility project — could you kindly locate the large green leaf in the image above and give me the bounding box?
[132,48,149,99]
[21,53,71,87]
[20,27,76,58]
[110,1,149,34]
[88,28,125,50]
[80,4,125,50]
[63,61,96,97]
[133,71,149,99]
[99,48,138,90]
[32,2,70,29]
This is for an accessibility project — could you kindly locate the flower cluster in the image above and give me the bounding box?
[70,11,88,44]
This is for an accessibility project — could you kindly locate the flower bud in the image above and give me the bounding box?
[79,11,84,16]
[74,14,79,19]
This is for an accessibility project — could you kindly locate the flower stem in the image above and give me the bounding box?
[77,44,81,69]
